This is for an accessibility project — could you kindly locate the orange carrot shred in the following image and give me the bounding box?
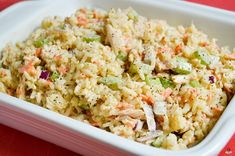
[140,94,154,105]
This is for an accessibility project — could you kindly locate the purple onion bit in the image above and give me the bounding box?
[39,70,50,80]
[209,76,215,84]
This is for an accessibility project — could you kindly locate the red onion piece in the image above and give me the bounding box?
[209,76,215,84]
[133,120,144,131]
[142,103,156,132]
[39,70,50,80]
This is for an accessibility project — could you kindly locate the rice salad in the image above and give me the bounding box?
[0,8,235,150]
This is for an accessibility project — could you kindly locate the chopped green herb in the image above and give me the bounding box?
[19,53,24,60]
[59,24,66,30]
[80,103,89,110]
[34,39,44,48]
[78,99,89,110]
[34,38,48,48]
[41,66,46,70]
[50,71,60,81]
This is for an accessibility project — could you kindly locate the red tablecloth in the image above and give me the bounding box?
[0,0,235,156]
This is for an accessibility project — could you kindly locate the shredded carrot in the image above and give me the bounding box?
[66,66,70,72]
[160,37,166,45]
[45,80,52,87]
[79,8,87,14]
[202,113,207,120]
[19,61,36,76]
[91,121,99,127]
[224,53,235,60]
[158,47,168,53]
[162,88,172,100]
[125,122,134,128]
[157,47,174,56]
[188,88,197,94]
[116,102,132,110]
[199,42,209,47]
[124,46,131,52]
[57,66,67,75]
[16,85,25,97]
[35,48,42,57]
[140,94,154,105]
[175,44,183,54]
[0,70,6,77]
[207,93,214,104]
[212,105,223,117]
[92,60,100,65]
[212,106,223,112]
[93,11,100,19]
[55,55,62,61]
[224,84,232,93]
[123,120,136,128]
[86,111,92,116]
[7,89,14,96]
[77,16,88,26]
[133,51,140,58]
[78,73,89,78]
[156,115,164,124]
[187,88,198,102]
[215,74,221,80]
[183,34,188,45]
[120,130,129,138]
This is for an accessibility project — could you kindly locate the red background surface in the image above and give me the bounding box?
[0,0,235,156]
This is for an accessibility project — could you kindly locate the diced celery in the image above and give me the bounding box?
[145,75,161,86]
[145,75,151,85]
[80,104,89,110]
[83,35,101,43]
[129,62,152,80]
[127,10,138,22]
[189,80,201,88]
[194,51,220,66]
[194,51,208,65]
[172,57,192,74]
[19,53,24,60]
[176,56,187,63]
[129,63,139,74]
[34,39,44,48]
[141,64,152,75]
[151,135,165,147]
[59,24,66,30]
[173,67,191,74]
[159,77,175,89]
[116,51,128,61]
[78,100,89,110]
[100,76,123,90]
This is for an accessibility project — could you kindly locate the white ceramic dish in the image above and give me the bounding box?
[0,0,235,155]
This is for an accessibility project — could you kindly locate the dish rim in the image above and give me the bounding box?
[0,0,235,155]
